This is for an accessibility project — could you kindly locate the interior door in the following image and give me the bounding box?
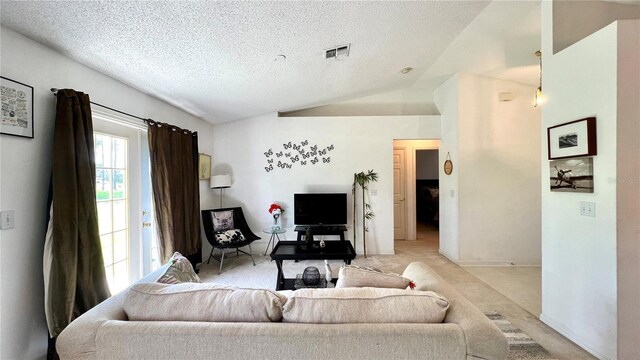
[393,148,406,239]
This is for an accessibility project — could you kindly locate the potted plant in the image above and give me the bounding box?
[352,170,378,257]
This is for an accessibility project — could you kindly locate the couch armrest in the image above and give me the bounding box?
[403,262,508,360]
[57,263,171,359]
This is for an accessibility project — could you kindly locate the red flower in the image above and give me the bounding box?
[409,281,416,290]
[269,203,284,214]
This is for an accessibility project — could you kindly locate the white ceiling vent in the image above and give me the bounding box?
[325,44,350,60]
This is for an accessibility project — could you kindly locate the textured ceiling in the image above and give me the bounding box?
[0,1,490,123]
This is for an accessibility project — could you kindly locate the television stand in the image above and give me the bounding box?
[294,225,347,242]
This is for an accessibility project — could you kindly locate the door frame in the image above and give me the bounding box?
[92,107,155,284]
[392,140,440,241]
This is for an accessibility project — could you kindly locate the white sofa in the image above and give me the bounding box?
[57,261,508,360]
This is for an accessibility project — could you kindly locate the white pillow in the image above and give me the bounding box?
[335,265,413,289]
[282,287,449,324]
[214,229,245,244]
[124,283,286,322]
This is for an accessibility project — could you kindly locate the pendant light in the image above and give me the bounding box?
[534,50,543,107]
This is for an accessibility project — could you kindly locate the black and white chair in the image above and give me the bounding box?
[201,207,259,274]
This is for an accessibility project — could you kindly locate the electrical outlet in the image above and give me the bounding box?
[450,190,455,197]
[0,211,15,229]
[370,189,377,196]
[580,202,596,217]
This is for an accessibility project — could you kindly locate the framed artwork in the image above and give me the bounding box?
[198,153,211,180]
[1,76,34,139]
[547,117,596,160]
[549,157,594,193]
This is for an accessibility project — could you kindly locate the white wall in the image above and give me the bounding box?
[540,6,620,358]
[416,150,439,180]
[435,73,541,265]
[457,73,541,265]
[553,0,640,54]
[0,27,215,359]
[433,74,460,262]
[281,87,439,117]
[615,20,640,360]
[210,113,440,256]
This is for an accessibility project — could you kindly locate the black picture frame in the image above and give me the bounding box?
[1,76,34,139]
[547,117,596,160]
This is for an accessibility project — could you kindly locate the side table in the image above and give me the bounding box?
[262,227,286,256]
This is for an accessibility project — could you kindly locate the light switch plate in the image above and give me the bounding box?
[0,211,15,229]
[370,189,378,196]
[580,202,596,217]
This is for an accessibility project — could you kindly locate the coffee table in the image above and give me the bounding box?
[270,240,356,291]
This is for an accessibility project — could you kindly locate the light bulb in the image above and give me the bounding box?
[534,86,544,107]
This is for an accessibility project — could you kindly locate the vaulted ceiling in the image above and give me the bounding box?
[1,1,495,123]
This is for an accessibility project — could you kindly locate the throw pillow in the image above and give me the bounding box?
[156,252,201,284]
[214,229,245,245]
[335,265,414,289]
[211,210,234,232]
[124,282,287,322]
[282,287,449,324]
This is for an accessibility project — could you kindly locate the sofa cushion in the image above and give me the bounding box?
[282,287,449,324]
[124,283,287,322]
[335,265,413,289]
[156,252,201,284]
[214,229,246,245]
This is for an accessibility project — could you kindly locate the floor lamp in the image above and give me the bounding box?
[210,175,232,208]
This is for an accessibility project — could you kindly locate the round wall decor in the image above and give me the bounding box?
[444,153,453,175]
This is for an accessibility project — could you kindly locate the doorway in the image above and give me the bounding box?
[392,140,440,248]
[93,112,158,294]
[415,149,439,250]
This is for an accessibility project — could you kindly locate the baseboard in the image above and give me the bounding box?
[458,260,542,267]
[540,313,614,360]
[438,249,459,264]
[460,261,541,267]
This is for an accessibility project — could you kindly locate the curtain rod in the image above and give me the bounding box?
[50,88,150,123]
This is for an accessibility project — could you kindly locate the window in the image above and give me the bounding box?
[94,133,130,294]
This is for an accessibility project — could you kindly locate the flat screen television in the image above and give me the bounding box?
[294,193,347,225]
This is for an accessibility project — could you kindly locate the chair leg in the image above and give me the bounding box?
[248,244,256,266]
[218,250,225,275]
[207,246,215,265]
[236,249,239,257]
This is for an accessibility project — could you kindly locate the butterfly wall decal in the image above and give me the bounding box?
[283,142,292,149]
[301,161,307,165]
[301,140,308,146]
[323,157,331,163]
[264,148,273,157]
[265,164,273,172]
[267,158,273,164]
[276,151,283,158]
[327,144,334,151]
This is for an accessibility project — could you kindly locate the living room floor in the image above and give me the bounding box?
[199,226,595,360]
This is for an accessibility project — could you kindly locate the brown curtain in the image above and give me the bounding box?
[148,121,202,264]
[43,89,110,338]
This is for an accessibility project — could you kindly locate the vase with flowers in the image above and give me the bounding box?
[268,203,284,231]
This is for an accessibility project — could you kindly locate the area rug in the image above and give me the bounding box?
[486,312,557,360]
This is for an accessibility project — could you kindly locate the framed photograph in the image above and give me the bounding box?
[547,117,596,160]
[198,153,211,180]
[550,157,594,193]
[1,76,34,139]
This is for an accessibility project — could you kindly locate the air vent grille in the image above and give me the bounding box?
[325,44,350,60]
